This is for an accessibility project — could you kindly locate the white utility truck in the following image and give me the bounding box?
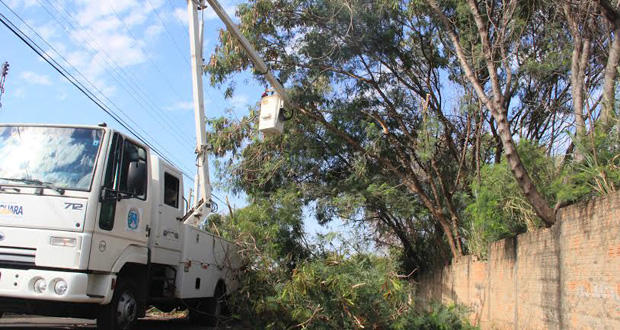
[0,1,248,328]
[0,123,241,329]
[0,0,291,328]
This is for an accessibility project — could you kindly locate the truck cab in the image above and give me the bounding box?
[0,124,240,329]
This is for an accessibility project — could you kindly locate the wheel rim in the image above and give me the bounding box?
[116,290,137,329]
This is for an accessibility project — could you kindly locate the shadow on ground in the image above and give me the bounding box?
[0,315,239,329]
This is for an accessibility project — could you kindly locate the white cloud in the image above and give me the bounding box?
[23,0,170,96]
[26,20,58,40]
[166,101,194,111]
[12,88,26,99]
[170,0,237,25]
[173,8,188,26]
[203,1,237,21]
[9,0,241,107]
[230,94,248,107]
[145,24,164,40]
[20,71,53,86]
[6,0,37,9]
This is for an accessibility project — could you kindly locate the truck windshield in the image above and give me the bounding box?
[0,126,103,191]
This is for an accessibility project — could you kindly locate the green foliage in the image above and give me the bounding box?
[276,254,415,329]
[466,141,559,258]
[412,302,478,330]
[208,188,309,270]
[465,132,620,259]
[559,123,620,202]
[219,210,476,329]
[198,2,619,328]
[205,0,620,280]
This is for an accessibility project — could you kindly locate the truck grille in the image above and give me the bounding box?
[0,246,36,266]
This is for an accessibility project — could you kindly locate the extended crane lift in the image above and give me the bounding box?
[203,0,291,136]
[187,0,291,224]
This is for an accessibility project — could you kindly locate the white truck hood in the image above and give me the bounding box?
[0,194,87,232]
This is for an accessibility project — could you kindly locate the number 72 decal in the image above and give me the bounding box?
[64,202,84,210]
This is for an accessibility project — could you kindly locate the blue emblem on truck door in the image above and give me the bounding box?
[127,209,140,231]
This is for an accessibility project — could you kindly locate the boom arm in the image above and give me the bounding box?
[204,0,296,110]
[185,0,211,226]
[185,0,298,225]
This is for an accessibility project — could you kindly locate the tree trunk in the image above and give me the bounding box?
[564,3,590,160]
[493,105,557,227]
[600,0,620,128]
[570,35,588,142]
[602,25,620,127]
[399,178,462,258]
[426,0,556,226]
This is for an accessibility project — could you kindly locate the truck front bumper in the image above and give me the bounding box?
[0,268,115,304]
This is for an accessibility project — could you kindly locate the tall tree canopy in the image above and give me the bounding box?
[206,0,620,268]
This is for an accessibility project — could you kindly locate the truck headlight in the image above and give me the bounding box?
[33,278,47,293]
[54,279,68,295]
[50,237,77,247]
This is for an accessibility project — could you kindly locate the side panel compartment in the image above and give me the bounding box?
[175,225,240,299]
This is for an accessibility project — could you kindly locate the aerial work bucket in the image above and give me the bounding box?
[259,91,284,136]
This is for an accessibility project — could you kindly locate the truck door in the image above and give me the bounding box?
[154,167,183,252]
[89,133,151,272]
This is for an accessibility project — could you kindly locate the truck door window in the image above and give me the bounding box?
[99,136,147,231]
[164,173,179,208]
[99,134,121,231]
[119,140,147,200]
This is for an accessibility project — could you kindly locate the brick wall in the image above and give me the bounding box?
[416,192,620,329]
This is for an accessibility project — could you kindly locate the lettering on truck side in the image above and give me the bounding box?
[0,203,24,216]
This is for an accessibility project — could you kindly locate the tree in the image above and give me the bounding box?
[208,0,474,258]
[208,110,450,272]
[599,0,620,128]
[206,0,619,262]
[424,0,558,226]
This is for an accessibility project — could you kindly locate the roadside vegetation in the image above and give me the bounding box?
[208,209,477,329]
[201,0,619,328]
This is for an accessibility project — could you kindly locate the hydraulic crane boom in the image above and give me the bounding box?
[185,0,211,225]
[203,0,296,111]
[185,0,296,225]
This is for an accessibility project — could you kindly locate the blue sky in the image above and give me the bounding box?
[0,0,255,197]
[0,0,339,238]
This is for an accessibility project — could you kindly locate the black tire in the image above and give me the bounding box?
[189,283,226,326]
[97,278,139,330]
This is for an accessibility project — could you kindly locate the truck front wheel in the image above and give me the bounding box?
[98,278,139,330]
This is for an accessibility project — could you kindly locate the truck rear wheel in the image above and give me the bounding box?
[189,283,225,326]
[98,278,139,330]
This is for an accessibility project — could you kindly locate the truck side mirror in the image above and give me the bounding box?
[127,161,146,196]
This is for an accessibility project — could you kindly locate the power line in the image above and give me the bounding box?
[101,0,227,125]
[0,1,194,176]
[34,0,195,152]
[1,1,230,204]
[145,0,191,66]
[0,9,194,180]
[104,1,186,97]
[166,0,190,36]
[53,0,197,143]
[41,0,197,148]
